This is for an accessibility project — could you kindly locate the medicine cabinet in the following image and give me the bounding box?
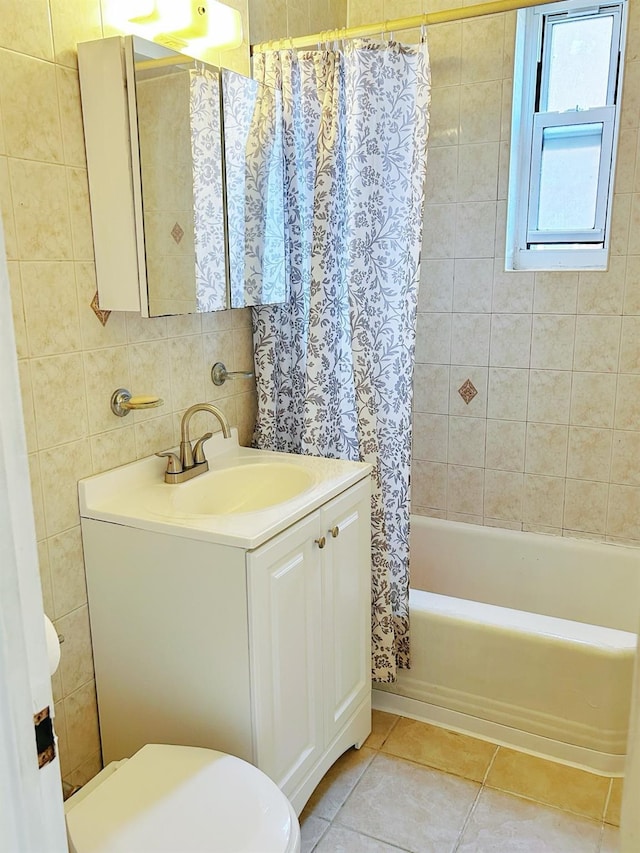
[78,35,286,316]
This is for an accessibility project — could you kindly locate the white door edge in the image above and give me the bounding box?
[0,216,67,850]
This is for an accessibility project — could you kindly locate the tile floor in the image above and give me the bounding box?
[300,712,622,852]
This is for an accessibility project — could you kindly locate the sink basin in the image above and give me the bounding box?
[79,429,373,549]
[146,462,316,517]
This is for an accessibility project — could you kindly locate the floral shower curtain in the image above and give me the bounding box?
[252,40,430,682]
[190,68,226,312]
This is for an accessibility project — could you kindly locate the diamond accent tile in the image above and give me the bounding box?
[458,379,478,405]
[171,222,185,244]
[90,291,111,327]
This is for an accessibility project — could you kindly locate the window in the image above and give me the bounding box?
[506,0,627,271]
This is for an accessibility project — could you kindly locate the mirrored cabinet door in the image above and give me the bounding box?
[135,52,227,315]
[78,35,286,316]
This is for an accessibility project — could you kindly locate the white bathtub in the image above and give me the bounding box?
[373,517,640,774]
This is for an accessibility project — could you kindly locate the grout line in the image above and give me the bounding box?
[597,820,607,853]
[310,718,406,851]
[451,775,486,852]
[605,363,621,538]
[602,776,614,827]
[309,817,331,852]
[313,760,381,850]
[481,783,606,826]
[320,823,414,853]
[452,744,501,851]
[481,743,500,785]
[380,714,402,747]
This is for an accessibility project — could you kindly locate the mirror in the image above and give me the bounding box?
[78,35,286,316]
[134,45,227,314]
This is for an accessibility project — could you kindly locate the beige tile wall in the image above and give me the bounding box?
[249,0,348,44]
[2,0,345,790]
[348,0,640,544]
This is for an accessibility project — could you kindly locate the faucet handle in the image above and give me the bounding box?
[156,451,182,474]
[193,432,213,464]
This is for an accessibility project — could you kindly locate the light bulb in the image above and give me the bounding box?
[104,0,242,53]
[103,0,155,31]
[184,2,243,52]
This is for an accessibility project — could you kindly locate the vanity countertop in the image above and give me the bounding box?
[79,430,372,550]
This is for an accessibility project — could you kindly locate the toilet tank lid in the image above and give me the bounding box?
[65,744,296,853]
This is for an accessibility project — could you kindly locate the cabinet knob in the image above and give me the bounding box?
[315,536,326,549]
[329,526,340,538]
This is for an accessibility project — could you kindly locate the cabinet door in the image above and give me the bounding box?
[247,512,323,795]
[321,480,371,742]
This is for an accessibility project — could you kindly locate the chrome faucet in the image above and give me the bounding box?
[157,403,231,484]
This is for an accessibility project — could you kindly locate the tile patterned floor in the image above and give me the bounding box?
[300,712,622,852]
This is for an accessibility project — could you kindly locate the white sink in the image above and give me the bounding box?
[78,429,372,549]
[145,462,316,517]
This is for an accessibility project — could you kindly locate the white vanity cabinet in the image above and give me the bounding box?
[248,481,371,807]
[81,469,371,815]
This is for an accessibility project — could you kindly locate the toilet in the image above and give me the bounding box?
[64,743,301,853]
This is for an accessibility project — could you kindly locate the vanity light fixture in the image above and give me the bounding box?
[104,0,243,54]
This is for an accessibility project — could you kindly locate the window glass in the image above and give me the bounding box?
[545,15,614,111]
[536,122,603,231]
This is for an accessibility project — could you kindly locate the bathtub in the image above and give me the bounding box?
[373,517,640,774]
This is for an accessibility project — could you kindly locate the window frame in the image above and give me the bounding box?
[506,0,628,271]
[527,106,615,244]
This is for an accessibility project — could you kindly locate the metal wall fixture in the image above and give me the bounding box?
[211,361,254,386]
[111,388,164,417]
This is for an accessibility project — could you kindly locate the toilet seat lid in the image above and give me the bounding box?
[65,744,296,853]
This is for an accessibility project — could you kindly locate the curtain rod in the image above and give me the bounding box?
[250,0,556,53]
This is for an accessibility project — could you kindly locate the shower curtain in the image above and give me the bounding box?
[190,67,226,312]
[252,40,430,682]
